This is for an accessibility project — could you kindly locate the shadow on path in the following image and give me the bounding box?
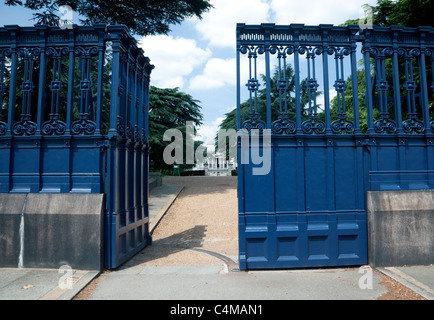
[119,225,208,268]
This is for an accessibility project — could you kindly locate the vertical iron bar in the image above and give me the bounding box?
[294,41,301,132]
[307,54,313,115]
[392,47,403,133]
[109,35,120,137]
[321,25,332,133]
[37,47,47,133]
[7,52,17,133]
[278,54,283,115]
[96,41,105,134]
[236,46,241,131]
[363,42,374,133]
[265,27,271,128]
[283,54,288,114]
[248,53,253,116]
[339,56,345,114]
[253,52,258,115]
[419,52,430,131]
[312,55,318,115]
[335,54,341,115]
[66,40,75,134]
[323,50,331,132]
[350,42,361,133]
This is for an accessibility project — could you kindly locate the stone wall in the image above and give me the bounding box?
[0,193,104,271]
[367,190,434,267]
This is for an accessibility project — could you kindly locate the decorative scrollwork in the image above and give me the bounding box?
[431,120,434,132]
[326,46,351,57]
[46,47,68,58]
[374,116,397,134]
[71,119,96,135]
[402,118,424,134]
[12,120,37,136]
[331,115,354,134]
[42,119,66,136]
[116,116,125,138]
[17,47,41,59]
[272,115,296,135]
[246,79,259,91]
[0,121,6,136]
[126,121,133,140]
[134,124,140,144]
[269,45,295,57]
[367,47,393,58]
[0,48,12,59]
[397,47,421,60]
[74,46,99,58]
[334,79,347,92]
[242,114,266,132]
[299,45,323,57]
[239,45,265,57]
[302,116,325,134]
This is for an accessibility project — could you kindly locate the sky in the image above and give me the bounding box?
[0,0,378,144]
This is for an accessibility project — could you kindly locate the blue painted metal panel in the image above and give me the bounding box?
[237,24,434,270]
[0,24,153,269]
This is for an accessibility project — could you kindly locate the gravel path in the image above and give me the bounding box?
[121,176,239,269]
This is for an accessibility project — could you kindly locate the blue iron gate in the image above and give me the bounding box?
[0,24,153,269]
[236,24,434,270]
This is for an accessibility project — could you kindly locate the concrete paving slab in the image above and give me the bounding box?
[85,267,389,300]
[0,268,99,300]
[377,266,434,300]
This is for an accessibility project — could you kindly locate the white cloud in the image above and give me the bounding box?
[138,35,212,88]
[270,0,377,26]
[194,0,271,48]
[189,58,236,90]
[196,117,225,145]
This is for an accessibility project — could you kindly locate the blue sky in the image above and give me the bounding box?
[0,0,378,144]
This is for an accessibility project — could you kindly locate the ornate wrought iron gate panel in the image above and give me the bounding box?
[0,25,153,269]
[236,24,434,270]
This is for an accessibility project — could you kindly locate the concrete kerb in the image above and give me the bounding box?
[376,266,434,300]
[148,184,184,234]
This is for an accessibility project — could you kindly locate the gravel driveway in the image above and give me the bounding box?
[121,176,239,269]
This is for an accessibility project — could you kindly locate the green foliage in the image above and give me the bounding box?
[373,0,434,27]
[324,69,380,133]
[148,86,204,172]
[341,0,434,28]
[5,0,213,36]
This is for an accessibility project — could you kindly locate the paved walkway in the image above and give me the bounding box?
[1,176,433,300]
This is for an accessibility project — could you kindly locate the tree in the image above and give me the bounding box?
[373,0,434,27]
[324,70,380,133]
[341,0,434,28]
[148,86,204,173]
[4,0,213,36]
[339,0,434,129]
